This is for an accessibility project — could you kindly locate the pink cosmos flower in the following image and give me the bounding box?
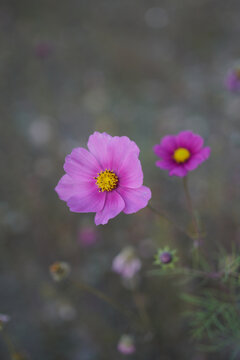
[225,66,240,92]
[117,335,136,355]
[55,132,151,225]
[153,130,210,177]
[112,246,141,279]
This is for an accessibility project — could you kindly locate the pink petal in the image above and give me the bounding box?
[87,132,140,171]
[176,131,204,152]
[94,191,125,225]
[169,166,188,177]
[122,260,141,278]
[158,135,178,153]
[64,147,101,181]
[185,147,211,171]
[156,159,175,170]
[118,152,143,188]
[107,136,140,171]
[87,132,112,168]
[117,186,151,214]
[112,256,126,274]
[55,174,83,201]
[67,183,106,213]
[153,144,172,160]
[118,344,136,355]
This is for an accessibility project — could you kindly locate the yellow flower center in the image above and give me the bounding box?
[173,148,191,163]
[94,169,119,192]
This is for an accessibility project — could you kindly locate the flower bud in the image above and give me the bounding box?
[49,262,70,282]
[154,247,178,269]
[159,251,172,264]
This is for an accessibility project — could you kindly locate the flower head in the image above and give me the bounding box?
[49,262,71,282]
[117,334,136,355]
[225,65,240,92]
[55,132,151,225]
[112,246,141,279]
[154,247,178,269]
[153,130,210,177]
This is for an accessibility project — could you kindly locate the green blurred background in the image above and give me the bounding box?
[1,0,240,359]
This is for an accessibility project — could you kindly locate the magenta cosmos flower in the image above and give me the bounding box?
[55,132,151,225]
[153,130,210,177]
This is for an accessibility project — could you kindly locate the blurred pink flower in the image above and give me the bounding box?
[225,67,240,92]
[78,226,97,246]
[55,132,151,225]
[112,247,141,279]
[153,130,210,177]
[117,334,136,355]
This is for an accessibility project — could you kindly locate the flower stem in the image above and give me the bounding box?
[73,279,139,327]
[132,292,152,332]
[147,204,192,240]
[182,176,200,240]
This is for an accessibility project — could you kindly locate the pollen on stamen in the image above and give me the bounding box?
[173,147,190,163]
[94,169,119,192]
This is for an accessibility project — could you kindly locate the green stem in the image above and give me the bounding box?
[132,292,152,332]
[182,176,200,240]
[73,280,140,327]
[147,204,193,240]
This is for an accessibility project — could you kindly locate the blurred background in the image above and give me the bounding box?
[1,0,240,359]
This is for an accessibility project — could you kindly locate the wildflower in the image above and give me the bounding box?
[55,132,151,225]
[117,334,136,355]
[153,130,210,177]
[225,65,240,92]
[112,247,141,279]
[78,226,97,246]
[49,261,71,282]
[154,247,178,269]
[0,314,10,330]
